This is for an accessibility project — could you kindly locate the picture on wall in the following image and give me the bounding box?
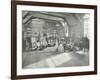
[11,1,97,79]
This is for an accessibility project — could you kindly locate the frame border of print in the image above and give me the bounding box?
[11,1,97,80]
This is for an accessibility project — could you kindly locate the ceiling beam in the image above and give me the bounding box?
[23,12,65,24]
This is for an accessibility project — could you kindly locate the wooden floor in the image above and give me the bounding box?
[22,47,89,69]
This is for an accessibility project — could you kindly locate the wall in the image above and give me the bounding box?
[65,13,84,43]
[0,0,99,80]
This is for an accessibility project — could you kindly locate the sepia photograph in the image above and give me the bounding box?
[22,11,90,69]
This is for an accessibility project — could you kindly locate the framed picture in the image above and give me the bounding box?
[11,0,97,80]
